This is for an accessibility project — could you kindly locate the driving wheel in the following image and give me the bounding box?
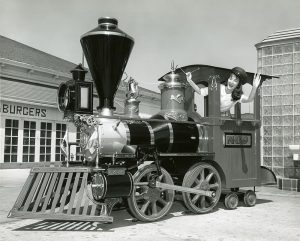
[127,164,175,222]
[182,163,221,214]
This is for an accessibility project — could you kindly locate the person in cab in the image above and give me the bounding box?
[186,67,261,113]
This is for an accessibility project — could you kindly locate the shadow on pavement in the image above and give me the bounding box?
[251,198,273,205]
[13,201,185,232]
[13,197,273,232]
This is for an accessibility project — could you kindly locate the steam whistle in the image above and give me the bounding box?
[124,77,140,118]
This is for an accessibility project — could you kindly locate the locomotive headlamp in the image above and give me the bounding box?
[91,173,106,201]
[75,81,93,114]
[57,64,93,115]
[72,64,93,114]
[57,81,75,112]
[58,83,68,111]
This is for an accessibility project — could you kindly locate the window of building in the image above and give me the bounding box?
[23,121,36,162]
[55,123,67,161]
[76,127,84,161]
[40,122,52,162]
[262,46,272,56]
[4,119,19,163]
[295,42,300,52]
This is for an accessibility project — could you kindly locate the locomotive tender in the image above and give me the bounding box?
[8,17,276,223]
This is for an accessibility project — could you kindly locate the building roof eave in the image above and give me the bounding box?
[255,28,300,49]
[0,96,57,108]
[255,37,300,49]
[0,57,72,79]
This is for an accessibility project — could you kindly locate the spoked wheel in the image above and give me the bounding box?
[127,164,175,222]
[244,190,256,207]
[182,163,221,214]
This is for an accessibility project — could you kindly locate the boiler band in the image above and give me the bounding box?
[123,119,207,153]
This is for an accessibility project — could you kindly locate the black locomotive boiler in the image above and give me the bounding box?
[8,17,277,223]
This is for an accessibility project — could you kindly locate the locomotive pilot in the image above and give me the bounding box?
[186,67,261,113]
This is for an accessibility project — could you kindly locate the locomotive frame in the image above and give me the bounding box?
[8,17,277,223]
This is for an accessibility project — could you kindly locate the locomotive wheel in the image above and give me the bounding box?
[243,190,256,207]
[127,164,175,222]
[182,163,221,214]
[224,192,238,210]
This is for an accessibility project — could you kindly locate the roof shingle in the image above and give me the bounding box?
[0,35,78,74]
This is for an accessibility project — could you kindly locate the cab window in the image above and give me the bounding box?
[220,83,255,119]
[194,83,208,117]
[241,83,254,119]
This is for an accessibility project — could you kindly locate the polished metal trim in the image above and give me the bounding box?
[158,152,215,157]
[197,124,204,152]
[159,82,188,89]
[197,124,204,140]
[81,31,134,42]
[127,172,134,197]
[143,121,155,145]
[100,108,113,116]
[90,172,107,201]
[99,153,135,158]
[101,173,108,199]
[197,124,204,138]
[167,122,173,152]
[122,121,131,145]
[170,94,184,104]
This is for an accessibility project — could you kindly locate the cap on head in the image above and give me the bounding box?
[231,67,247,84]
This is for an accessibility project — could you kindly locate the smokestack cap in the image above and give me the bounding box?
[81,17,134,41]
[98,17,118,26]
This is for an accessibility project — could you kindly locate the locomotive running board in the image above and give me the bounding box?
[8,167,113,223]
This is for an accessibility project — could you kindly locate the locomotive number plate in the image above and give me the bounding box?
[224,133,252,148]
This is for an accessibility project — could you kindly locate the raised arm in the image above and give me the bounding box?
[241,73,261,103]
[186,72,204,95]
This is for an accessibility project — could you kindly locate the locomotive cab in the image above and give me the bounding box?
[170,65,277,189]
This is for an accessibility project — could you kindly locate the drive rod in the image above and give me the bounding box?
[134,182,216,198]
[155,182,216,198]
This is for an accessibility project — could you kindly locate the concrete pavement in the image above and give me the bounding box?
[0,169,300,241]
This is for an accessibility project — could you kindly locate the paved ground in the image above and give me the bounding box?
[0,169,300,241]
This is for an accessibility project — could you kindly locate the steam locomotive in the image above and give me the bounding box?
[8,17,276,223]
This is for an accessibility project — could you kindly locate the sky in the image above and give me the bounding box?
[1,0,300,92]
